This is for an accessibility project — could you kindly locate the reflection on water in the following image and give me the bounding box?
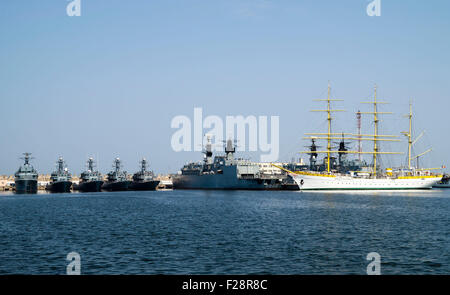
[0,189,449,274]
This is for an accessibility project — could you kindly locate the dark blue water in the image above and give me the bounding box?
[0,189,448,274]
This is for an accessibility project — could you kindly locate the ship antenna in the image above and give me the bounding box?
[141,158,147,173]
[114,158,121,173]
[88,157,95,171]
[57,157,65,174]
[22,152,32,165]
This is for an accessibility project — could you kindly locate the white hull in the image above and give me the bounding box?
[292,174,441,190]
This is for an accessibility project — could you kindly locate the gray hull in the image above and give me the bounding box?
[46,181,72,193]
[15,179,38,194]
[102,181,131,191]
[173,166,266,190]
[129,180,160,191]
[74,180,104,192]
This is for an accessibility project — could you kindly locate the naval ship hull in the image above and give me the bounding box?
[46,181,72,193]
[15,179,38,194]
[75,180,104,192]
[433,176,450,188]
[172,171,268,190]
[129,180,160,191]
[102,181,131,191]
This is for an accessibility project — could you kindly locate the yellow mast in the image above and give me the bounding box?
[303,84,402,175]
[408,102,412,168]
[404,102,413,169]
[373,86,378,176]
[402,102,431,169]
[310,83,345,173]
[360,85,393,177]
[401,102,439,172]
[326,84,331,173]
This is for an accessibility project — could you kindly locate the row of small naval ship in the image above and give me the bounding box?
[13,155,159,193]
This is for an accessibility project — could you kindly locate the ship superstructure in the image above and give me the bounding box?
[14,153,38,194]
[173,136,281,190]
[74,157,103,192]
[274,84,442,190]
[102,158,130,191]
[46,157,73,193]
[129,158,160,191]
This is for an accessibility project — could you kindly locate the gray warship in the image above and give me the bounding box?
[74,157,104,192]
[129,158,160,191]
[172,138,281,190]
[46,157,73,193]
[14,153,38,194]
[284,137,367,173]
[102,158,131,191]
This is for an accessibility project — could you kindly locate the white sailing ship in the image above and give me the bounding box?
[274,84,442,190]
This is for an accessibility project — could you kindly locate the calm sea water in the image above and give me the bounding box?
[0,189,448,274]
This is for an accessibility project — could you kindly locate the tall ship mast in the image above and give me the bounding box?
[274,84,442,190]
[401,101,433,170]
[359,84,402,176]
[356,110,362,162]
[14,153,38,194]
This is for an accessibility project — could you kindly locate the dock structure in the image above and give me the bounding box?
[155,174,173,190]
[0,175,14,191]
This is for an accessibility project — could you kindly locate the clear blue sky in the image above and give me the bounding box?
[1,0,449,175]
